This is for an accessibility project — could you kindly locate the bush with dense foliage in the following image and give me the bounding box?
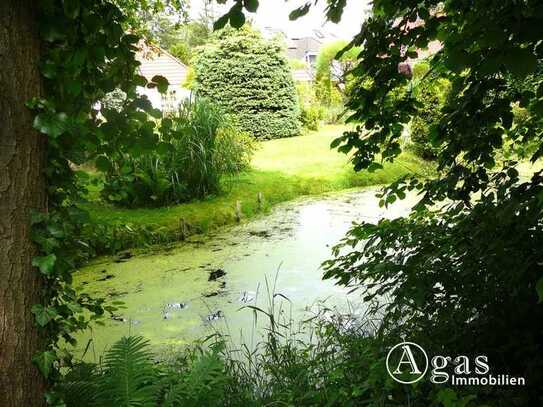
[296,82,324,131]
[59,336,233,407]
[408,62,450,160]
[193,26,301,140]
[100,98,254,207]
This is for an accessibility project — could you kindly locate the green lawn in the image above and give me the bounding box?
[84,125,431,252]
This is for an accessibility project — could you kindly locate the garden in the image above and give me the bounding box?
[1,1,543,406]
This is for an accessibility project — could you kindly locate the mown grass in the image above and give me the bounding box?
[83,125,432,252]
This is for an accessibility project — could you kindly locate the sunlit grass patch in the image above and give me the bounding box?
[82,125,432,253]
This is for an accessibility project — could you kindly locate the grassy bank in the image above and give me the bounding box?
[83,125,431,253]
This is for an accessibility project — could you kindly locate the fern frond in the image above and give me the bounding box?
[59,362,99,407]
[95,336,158,407]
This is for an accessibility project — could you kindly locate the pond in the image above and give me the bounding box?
[74,187,417,357]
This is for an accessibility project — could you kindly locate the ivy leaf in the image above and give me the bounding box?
[33,112,68,138]
[149,75,169,94]
[32,305,57,327]
[243,0,259,13]
[32,351,57,378]
[32,254,57,275]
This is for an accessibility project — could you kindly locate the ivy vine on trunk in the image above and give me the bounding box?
[1,0,184,404]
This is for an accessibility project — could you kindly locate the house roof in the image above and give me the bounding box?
[136,42,189,87]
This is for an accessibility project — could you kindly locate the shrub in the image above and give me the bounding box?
[58,336,234,407]
[296,82,323,131]
[300,105,322,131]
[193,26,301,140]
[59,301,480,406]
[408,62,450,160]
[100,99,255,207]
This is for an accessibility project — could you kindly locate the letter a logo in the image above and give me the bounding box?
[393,344,422,375]
[386,342,428,384]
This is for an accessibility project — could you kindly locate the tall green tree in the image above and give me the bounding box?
[314,40,359,106]
[193,26,301,139]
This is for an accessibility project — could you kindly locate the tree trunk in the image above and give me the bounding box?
[0,0,47,406]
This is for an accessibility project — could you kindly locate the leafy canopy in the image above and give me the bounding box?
[227,0,543,404]
[32,0,189,392]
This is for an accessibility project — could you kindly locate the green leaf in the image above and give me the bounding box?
[161,118,173,131]
[124,34,140,44]
[134,74,148,87]
[32,351,57,378]
[32,254,57,275]
[156,142,174,155]
[243,0,259,13]
[32,305,57,327]
[31,211,48,225]
[40,61,57,79]
[46,223,64,238]
[33,112,68,138]
[230,10,246,28]
[41,23,65,42]
[436,388,458,407]
[213,14,230,30]
[289,3,311,20]
[367,162,383,172]
[503,47,537,78]
[150,75,169,94]
[444,50,471,72]
[65,80,82,96]
[330,137,343,149]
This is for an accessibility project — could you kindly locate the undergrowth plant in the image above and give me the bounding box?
[100,98,255,207]
[58,279,475,406]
